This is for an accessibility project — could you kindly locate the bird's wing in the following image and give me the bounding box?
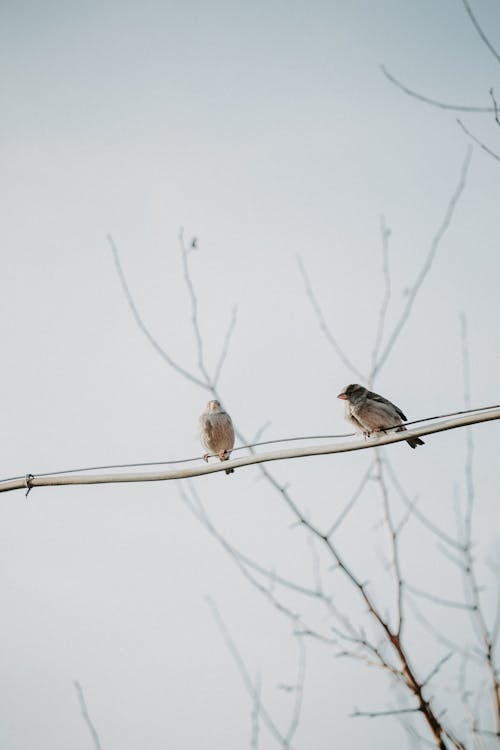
[366,389,407,421]
[204,413,235,452]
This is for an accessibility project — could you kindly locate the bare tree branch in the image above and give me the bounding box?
[460,315,500,735]
[296,256,366,381]
[374,451,404,636]
[73,681,103,750]
[251,673,261,750]
[178,229,212,383]
[381,66,495,113]
[284,636,306,746]
[406,583,475,611]
[421,653,453,689]
[206,597,298,749]
[369,216,392,385]
[460,0,500,66]
[375,149,471,374]
[213,304,238,387]
[351,706,420,719]
[326,460,374,536]
[491,89,500,127]
[107,235,209,390]
[456,119,500,162]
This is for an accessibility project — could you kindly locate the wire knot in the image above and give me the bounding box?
[24,473,34,498]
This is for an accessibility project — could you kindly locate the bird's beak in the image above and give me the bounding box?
[337,393,348,400]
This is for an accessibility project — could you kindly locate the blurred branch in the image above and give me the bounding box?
[460,315,500,735]
[460,0,500,66]
[491,89,500,127]
[73,681,103,750]
[456,119,500,162]
[178,229,212,383]
[206,597,299,749]
[108,235,209,390]
[284,637,306,747]
[369,216,392,386]
[296,256,366,381]
[352,706,420,719]
[374,451,404,636]
[214,304,238,387]
[381,66,494,113]
[326,460,374,537]
[375,149,471,374]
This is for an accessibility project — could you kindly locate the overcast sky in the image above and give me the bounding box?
[1,1,500,748]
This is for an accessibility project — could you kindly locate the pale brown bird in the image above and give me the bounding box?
[199,400,235,474]
[337,384,424,449]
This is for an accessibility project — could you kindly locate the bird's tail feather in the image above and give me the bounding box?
[406,436,424,449]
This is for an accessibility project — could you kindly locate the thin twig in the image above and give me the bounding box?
[369,216,392,384]
[406,583,475,611]
[375,149,471,373]
[422,653,453,689]
[213,304,238,386]
[284,637,306,746]
[178,229,212,384]
[107,235,209,390]
[296,256,366,381]
[73,681,103,750]
[491,89,500,127]
[206,598,294,749]
[384,459,465,552]
[351,706,420,719]
[460,0,500,66]
[374,451,404,636]
[381,66,495,113]
[460,315,500,734]
[456,119,500,162]
[326,461,374,537]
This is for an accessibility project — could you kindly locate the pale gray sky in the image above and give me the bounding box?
[1,1,499,748]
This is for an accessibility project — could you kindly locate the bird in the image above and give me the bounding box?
[337,384,424,449]
[199,400,236,473]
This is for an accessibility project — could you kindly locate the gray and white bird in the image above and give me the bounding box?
[337,384,424,449]
[199,400,236,474]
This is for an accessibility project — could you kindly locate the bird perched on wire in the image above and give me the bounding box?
[337,384,424,449]
[199,400,235,473]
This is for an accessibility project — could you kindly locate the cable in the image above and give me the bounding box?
[1,403,499,485]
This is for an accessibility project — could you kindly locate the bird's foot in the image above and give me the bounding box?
[219,450,228,461]
[203,453,209,463]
